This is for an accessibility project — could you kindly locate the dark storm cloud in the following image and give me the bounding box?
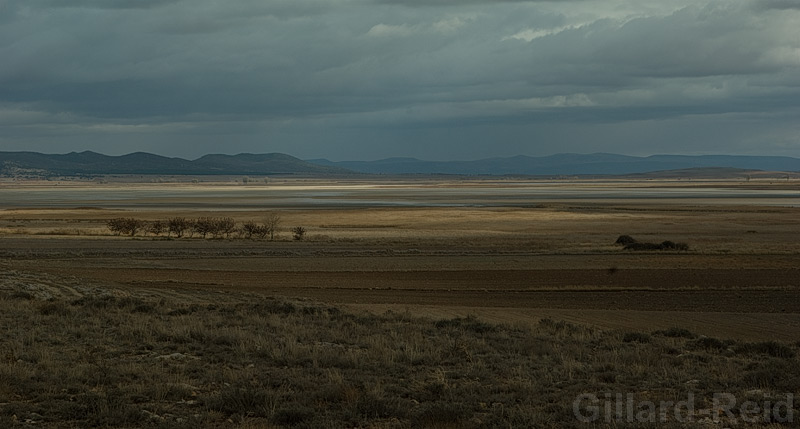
[373,0,577,4]
[41,0,180,9]
[753,0,800,10]
[0,0,798,159]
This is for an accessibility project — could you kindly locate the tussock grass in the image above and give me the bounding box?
[0,287,798,427]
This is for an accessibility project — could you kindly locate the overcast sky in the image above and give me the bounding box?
[1,0,799,161]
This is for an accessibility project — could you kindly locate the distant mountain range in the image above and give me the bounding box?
[0,151,348,176]
[1,151,799,177]
[309,153,800,176]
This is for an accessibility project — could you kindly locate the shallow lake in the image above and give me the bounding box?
[0,182,797,209]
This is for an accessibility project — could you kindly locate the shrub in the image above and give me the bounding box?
[411,403,469,428]
[660,240,677,250]
[661,241,689,251]
[272,405,314,426]
[624,242,662,251]
[653,327,696,339]
[38,301,71,316]
[622,332,651,343]
[435,316,498,334]
[241,221,270,239]
[688,336,732,351]
[615,235,637,245]
[292,226,306,241]
[206,386,276,418]
[621,238,689,251]
[735,341,795,358]
[8,290,33,300]
[106,218,127,236]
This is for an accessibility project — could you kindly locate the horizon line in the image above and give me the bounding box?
[2,150,800,163]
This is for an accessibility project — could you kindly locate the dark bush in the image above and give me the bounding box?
[661,240,689,251]
[622,332,651,343]
[38,301,71,316]
[660,240,676,249]
[615,235,637,245]
[205,386,275,418]
[740,360,800,391]
[624,242,662,251]
[621,238,689,251]
[356,393,404,420]
[292,226,306,241]
[411,403,469,429]
[272,405,314,426]
[735,341,795,358]
[248,300,297,315]
[71,295,117,309]
[435,316,498,334]
[653,327,696,339]
[8,290,33,300]
[688,336,732,351]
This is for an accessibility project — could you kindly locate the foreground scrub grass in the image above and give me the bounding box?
[0,287,798,428]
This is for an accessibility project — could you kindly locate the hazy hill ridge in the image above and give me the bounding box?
[1,151,799,177]
[0,151,349,176]
[309,153,800,175]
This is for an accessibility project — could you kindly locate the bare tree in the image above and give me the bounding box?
[216,217,236,238]
[265,212,281,240]
[193,217,215,239]
[107,218,145,237]
[240,220,258,239]
[168,217,190,238]
[147,220,167,237]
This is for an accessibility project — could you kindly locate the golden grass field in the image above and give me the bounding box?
[1,177,799,427]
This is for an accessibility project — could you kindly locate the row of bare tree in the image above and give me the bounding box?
[107,213,284,239]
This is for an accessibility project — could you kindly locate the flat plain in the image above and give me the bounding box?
[1,177,799,427]
[2,177,799,340]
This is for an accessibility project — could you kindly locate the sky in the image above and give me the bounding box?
[1,0,799,161]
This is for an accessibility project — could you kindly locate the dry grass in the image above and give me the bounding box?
[0,282,798,428]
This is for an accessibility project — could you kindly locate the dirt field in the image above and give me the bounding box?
[2,178,799,341]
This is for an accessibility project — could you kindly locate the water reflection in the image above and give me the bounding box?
[0,182,797,209]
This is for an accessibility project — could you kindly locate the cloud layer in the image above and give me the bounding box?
[1,0,798,159]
